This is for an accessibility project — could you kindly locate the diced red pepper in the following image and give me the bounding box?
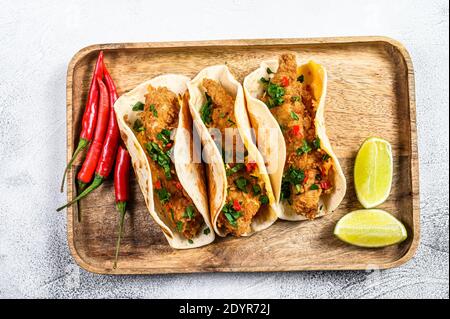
[320,180,331,190]
[291,125,302,137]
[233,200,242,211]
[245,162,257,173]
[154,180,162,190]
[281,76,289,87]
[166,143,172,148]
[175,181,183,190]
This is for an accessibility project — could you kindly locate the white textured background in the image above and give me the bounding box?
[0,0,448,299]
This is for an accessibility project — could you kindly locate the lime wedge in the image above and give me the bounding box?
[334,209,407,248]
[354,137,393,208]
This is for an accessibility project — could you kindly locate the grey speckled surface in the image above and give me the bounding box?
[0,0,448,299]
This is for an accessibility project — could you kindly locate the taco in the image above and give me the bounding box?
[187,65,278,236]
[114,74,215,248]
[243,53,346,221]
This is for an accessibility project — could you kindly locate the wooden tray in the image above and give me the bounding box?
[66,37,419,274]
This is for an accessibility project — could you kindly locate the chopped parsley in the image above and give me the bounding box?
[310,184,319,190]
[132,101,144,111]
[322,154,331,161]
[188,239,194,244]
[149,104,158,117]
[260,77,270,84]
[297,75,304,83]
[176,221,183,232]
[280,180,292,203]
[227,118,236,126]
[266,82,285,108]
[183,206,195,219]
[145,142,172,179]
[291,96,301,102]
[200,93,213,125]
[234,177,248,193]
[252,184,261,195]
[156,187,171,204]
[219,112,226,118]
[133,119,145,132]
[259,195,269,205]
[203,227,211,235]
[266,67,274,74]
[170,208,175,221]
[222,202,242,227]
[226,163,245,176]
[290,111,299,120]
[312,137,321,150]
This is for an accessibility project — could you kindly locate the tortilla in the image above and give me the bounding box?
[187,65,278,236]
[243,56,346,221]
[114,74,215,248]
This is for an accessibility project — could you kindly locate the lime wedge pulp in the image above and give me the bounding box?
[334,209,407,248]
[354,137,393,208]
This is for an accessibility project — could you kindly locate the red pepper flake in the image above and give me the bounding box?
[166,142,172,148]
[245,162,257,173]
[281,76,289,87]
[320,181,331,190]
[233,200,242,211]
[154,180,162,190]
[175,181,183,190]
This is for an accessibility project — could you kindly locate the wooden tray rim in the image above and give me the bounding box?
[66,36,420,275]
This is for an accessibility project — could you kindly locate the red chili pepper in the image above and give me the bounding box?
[233,200,241,211]
[113,144,131,269]
[96,68,120,179]
[154,180,162,190]
[57,75,119,214]
[245,162,257,173]
[281,76,289,87]
[320,180,331,190]
[60,51,104,192]
[76,79,110,189]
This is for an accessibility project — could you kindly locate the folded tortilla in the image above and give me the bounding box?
[187,65,278,236]
[114,74,215,248]
[243,55,346,221]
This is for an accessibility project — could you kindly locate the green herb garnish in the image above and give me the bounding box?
[157,128,172,146]
[310,184,319,190]
[200,93,213,125]
[290,111,299,120]
[183,206,195,219]
[188,239,194,244]
[260,77,270,84]
[284,167,305,186]
[267,67,274,74]
[291,96,301,102]
[133,119,145,132]
[145,142,172,179]
[322,154,331,161]
[313,137,321,150]
[226,163,245,176]
[222,203,242,227]
[132,101,144,111]
[252,184,261,195]
[235,177,248,193]
[176,221,183,232]
[259,195,269,205]
[227,118,236,126]
[296,140,312,155]
[149,104,158,117]
[203,228,211,235]
[156,187,171,204]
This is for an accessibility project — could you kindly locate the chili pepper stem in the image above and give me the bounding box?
[56,175,103,212]
[60,139,89,193]
[113,201,127,269]
[78,181,88,192]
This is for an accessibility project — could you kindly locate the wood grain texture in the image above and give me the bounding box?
[65,37,419,274]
